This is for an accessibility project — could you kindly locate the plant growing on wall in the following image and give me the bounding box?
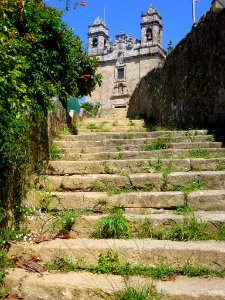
[0,0,101,248]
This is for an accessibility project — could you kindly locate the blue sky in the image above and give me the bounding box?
[46,0,212,50]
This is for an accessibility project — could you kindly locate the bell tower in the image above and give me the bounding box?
[88,17,109,56]
[141,6,162,46]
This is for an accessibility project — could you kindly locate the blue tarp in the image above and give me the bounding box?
[67,97,81,114]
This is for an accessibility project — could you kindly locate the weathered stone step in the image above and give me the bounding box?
[29,191,183,210]
[61,148,225,161]
[57,130,208,141]
[8,239,225,270]
[167,170,225,190]
[81,118,144,124]
[78,127,146,134]
[23,211,225,238]
[5,269,225,300]
[55,135,215,149]
[55,141,220,155]
[43,171,225,192]
[27,190,225,211]
[47,158,225,175]
[46,159,188,175]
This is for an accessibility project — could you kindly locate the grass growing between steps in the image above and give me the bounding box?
[140,137,172,151]
[49,144,65,160]
[86,122,111,132]
[217,163,225,171]
[167,179,204,197]
[45,250,225,279]
[91,208,225,241]
[178,149,225,159]
[174,205,193,215]
[92,207,130,239]
[137,217,225,241]
[117,283,161,300]
[90,177,203,195]
[90,181,160,195]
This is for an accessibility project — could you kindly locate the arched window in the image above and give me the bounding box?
[92,37,98,47]
[146,28,153,41]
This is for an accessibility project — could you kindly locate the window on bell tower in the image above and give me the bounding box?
[92,37,98,47]
[146,28,153,41]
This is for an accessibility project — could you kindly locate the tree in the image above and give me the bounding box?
[0,0,101,240]
[167,40,174,53]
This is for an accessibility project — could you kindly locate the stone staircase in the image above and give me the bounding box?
[5,108,225,299]
[77,107,146,134]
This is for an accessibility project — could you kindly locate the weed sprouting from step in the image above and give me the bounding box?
[57,127,72,136]
[123,133,134,139]
[107,184,159,196]
[140,137,172,151]
[91,207,130,239]
[86,123,99,130]
[188,149,225,159]
[54,212,77,232]
[213,223,225,241]
[181,262,210,277]
[161,216,208,241]
[115,153,124,160]
[45,256,78,272]
[137,220,159,239]
[137,216,225,241]
[49,144,65,160]
[168,179,204,197]
[36,192,55,213]
[216,163,225,171]
[118,283,161,300]
[175,205,193,215]
[91,180,107,192]
[103,162,115,174]
[44,251,225,279]
[90,181,159,195]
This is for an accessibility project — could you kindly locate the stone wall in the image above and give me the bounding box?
[128,9,225,129]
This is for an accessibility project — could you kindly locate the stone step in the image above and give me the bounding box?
[61,148,225,161]
[27,190,225,211]
[56,135,214,147]
[8,239,225,270]
[5,269,225,300]
[57,130,208,141]
[47,158,225,175]
[80,117,144,123]
[23,211,225,239]
[27,190,184,211]
[78,126,147,133]
[166,170,225,190]
[54,139,220,152]
[43,171,225,192]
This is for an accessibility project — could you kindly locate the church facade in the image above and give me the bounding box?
[87,6,166,108]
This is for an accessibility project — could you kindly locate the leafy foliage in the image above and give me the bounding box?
[81,102,101,117]
[0,0,101,247]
